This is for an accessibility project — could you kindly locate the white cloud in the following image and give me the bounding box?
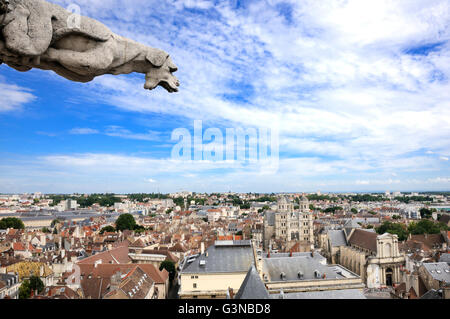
[69,128,99,135]
[0,80,35,112]
[2,0,449,192]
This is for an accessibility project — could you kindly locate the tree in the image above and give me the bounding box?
[19,280,31,299]
[0,217,25,230]
[351,208,358,214]
[41,227,51,233]
[419,208,433,219]
[99,225,116,234]
[392,215,401,220]
[309,204,315,211]
[115,214,137,231]
[159,260,176,284]
[51,219,60,228]
[376,221,408,241]
[408,219,448,235]
[323,206,343,214]
[19,276,44,299]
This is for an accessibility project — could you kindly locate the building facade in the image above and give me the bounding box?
[263,196,314,250]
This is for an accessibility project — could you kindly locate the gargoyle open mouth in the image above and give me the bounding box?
[160,78,180,93]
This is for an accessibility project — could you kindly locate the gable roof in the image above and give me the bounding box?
[235,266,269,299]
[422,262,450,283]
[328,230,347,247]
[348,229,378,252]
[408,234,445,251]
[77,246,130,265]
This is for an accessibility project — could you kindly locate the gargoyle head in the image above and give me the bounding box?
[0,0,10,15]
[144,51,179,93]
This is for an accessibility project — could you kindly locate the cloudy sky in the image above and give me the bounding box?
[1,0,449,194]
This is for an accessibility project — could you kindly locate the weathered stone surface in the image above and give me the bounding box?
[0,0,179,92]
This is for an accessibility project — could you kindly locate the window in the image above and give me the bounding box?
[193,283,197,288]
[211,295,216,298]
[195,276,198,279]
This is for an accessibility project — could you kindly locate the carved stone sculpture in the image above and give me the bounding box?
[0,0,179,92]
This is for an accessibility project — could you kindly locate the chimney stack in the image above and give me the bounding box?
[201,242,205,255]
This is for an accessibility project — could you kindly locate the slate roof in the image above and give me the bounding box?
[262,254,351,282]
[439,253,450,264]
[272,288,366,299]
[420,289,442,299]
[422,262,450,283]
[181,241,253,274]
[348,229,378,252]
[235,266,269,299]
[328,230,347,247]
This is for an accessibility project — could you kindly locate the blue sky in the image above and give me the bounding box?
[0,0,450,194]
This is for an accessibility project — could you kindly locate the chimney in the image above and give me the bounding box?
[289,250,292,257]
[267,249,270,258]
[201,242,205,255]
[311,251,314,257]
[40,265,44,277]
[227,287,234,299]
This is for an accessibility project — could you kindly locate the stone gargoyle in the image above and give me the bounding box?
[0,0,179,92]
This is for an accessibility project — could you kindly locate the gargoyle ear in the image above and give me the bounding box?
[146,51,168,67]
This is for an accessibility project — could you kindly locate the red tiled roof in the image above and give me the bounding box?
[77,246,130,265]
[12,242,26,251]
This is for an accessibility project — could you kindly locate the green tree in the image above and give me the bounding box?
[392,215,401,220]
[419,208,433,219]
[99,225,116,234]
[41,227,51,233]
[159,260,176,284]
[19,276,44,299]
[240,203,251,209]
[323,206,343,214]
[309,204,316,211]
[351,208,358,214]
[115,214,137,231]
[376,221,408,241]
[51,219,60,228]
[19,280,31,299]
[408,219,448,235]
[0,217,25,230]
